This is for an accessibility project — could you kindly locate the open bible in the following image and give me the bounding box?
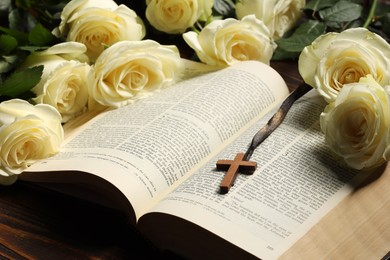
[20,60,375,259]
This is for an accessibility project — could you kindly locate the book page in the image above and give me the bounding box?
[138,92,372,259]
[23,61,290,221]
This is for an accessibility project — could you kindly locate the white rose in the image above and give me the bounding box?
[21,42,91,123]
[55,0,118,37]
[183,15,276,67]
[236,0,305,39]
[299,28,390,103]
[89,40,184,109]
[320,75,390,170]
[54,0,145,61]
[0,99,64,184]
[145,0,214,34]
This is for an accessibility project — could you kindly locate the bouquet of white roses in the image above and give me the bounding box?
[0,0,184,183]
[299,26,390,169]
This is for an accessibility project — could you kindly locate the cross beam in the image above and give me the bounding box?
[216,152,257,194]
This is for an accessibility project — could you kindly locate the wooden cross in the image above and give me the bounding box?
[216,152,257,194]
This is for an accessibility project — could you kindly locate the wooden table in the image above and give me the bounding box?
[1,60,390,259]
[0,181,165,259]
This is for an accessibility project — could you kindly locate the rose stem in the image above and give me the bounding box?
[363,0,378,28]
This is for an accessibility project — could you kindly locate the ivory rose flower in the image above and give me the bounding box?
[320,75,390,170]
[21,42,91,123]
[236,0,305,39]
[88,40,184,109]
[299,27,390,103]
[145,0,214,34]
[0,99,64,185]
[54,0,145,61]
[183,15,276,67]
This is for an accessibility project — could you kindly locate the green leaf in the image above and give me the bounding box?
[272,20,326,60]
[319,1,362,23]
[276,20,326,53]
[0,34,18,55]
[305,0,339,11]
[272,48,300,61]
[28,23,56,46]
[0,65,43,97]
[0,26,29,45]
